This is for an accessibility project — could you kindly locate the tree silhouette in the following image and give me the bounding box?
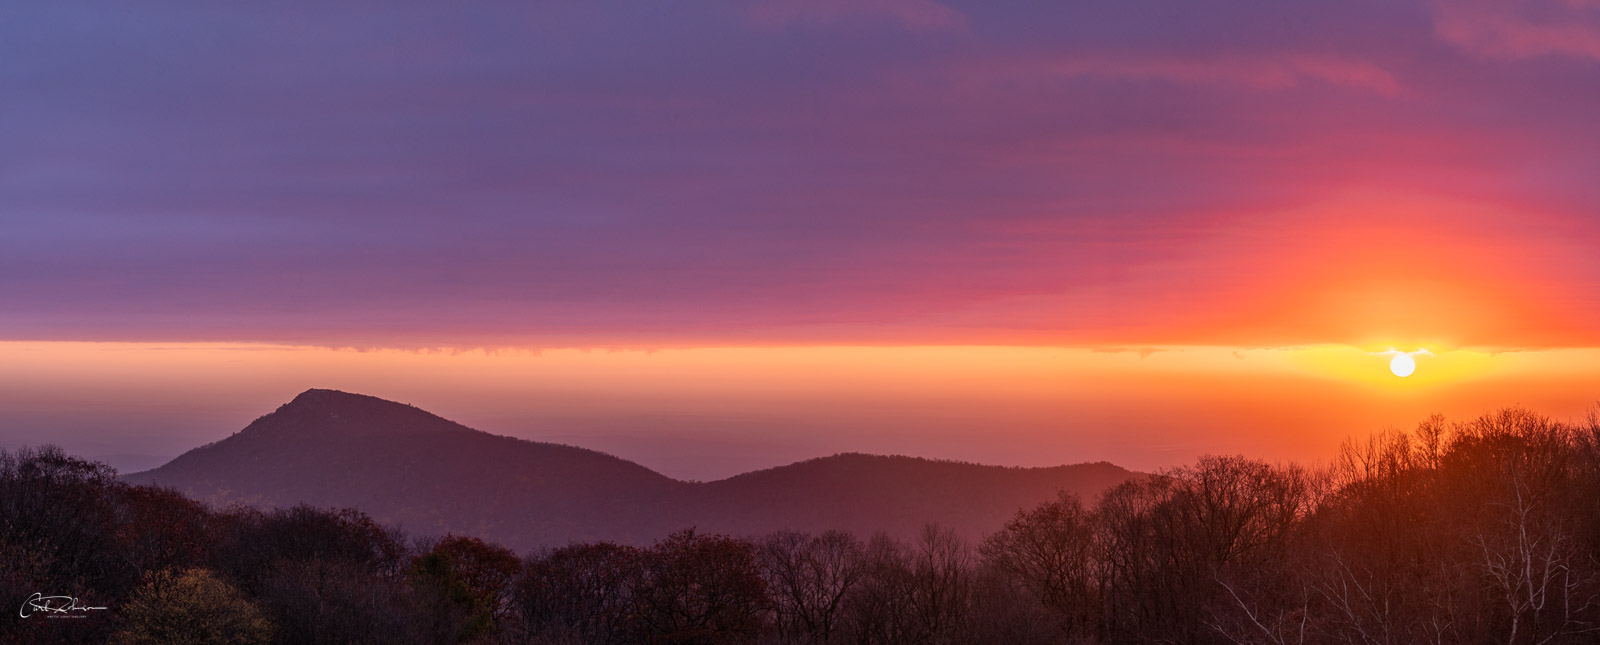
[5,405,1600,644]
[632,529,768,644]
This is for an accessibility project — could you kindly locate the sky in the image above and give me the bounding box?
[3,1,1599,479]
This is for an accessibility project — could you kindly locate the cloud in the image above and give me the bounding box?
[748,0,966,31]
[3,3,1600,350]
[1433,0,1600,60]
[1041,55,1402,95]
[1093,347,1168,359]
[1370,348,1436,358]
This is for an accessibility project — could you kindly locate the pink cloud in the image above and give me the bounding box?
[1434,0,1600,60]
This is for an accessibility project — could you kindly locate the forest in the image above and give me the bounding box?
[4,406,1599,644]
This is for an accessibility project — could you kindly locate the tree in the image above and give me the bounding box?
[409,535,520,643]
[411,534,521,638]
[1450,409,1600,644]
[257,559,430,645]
[632,529,768,644]
[114,485,210,577]
[517,541,646,643]
[759,529,867,643]
[119,567,274,645]
[1099,456,1314,644]
[0,446,131,644]
[980,491,1100,640]
[843,525,974,644]
[16,407,1600,644]
[209,505,406,596]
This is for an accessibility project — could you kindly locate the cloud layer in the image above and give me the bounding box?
[4,1,1598,348]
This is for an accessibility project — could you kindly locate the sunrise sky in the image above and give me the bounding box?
[4,1,1599,479]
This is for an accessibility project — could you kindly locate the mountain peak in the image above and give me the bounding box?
[252,388,471,437]
[288,387,390,407]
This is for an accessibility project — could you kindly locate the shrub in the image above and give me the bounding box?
[119,567,274,645]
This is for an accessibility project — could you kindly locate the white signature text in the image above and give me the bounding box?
[19,593,108,618]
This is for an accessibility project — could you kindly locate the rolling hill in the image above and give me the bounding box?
[127,389,1137,550]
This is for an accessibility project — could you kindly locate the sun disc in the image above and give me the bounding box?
[1389,353,1415,377]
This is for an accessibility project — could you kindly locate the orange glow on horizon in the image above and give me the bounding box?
[1099,192,1598,350]
[3,341,1596,479]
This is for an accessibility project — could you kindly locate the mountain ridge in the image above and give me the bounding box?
[126,389,1139,550]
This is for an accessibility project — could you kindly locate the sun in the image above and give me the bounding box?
[1389,353,1415,377]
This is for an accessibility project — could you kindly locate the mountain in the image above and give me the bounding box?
[685,454,1133,541]
[127,389,1138,550]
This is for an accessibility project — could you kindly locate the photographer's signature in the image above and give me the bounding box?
[19,593,107,618]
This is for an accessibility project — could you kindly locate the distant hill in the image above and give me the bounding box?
[127,389,1138,550]
[686,453,1134,541]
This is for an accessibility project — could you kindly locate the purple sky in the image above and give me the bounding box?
[6,1,1600,348]
[7,2,1600,479]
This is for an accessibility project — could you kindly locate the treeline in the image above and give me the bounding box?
[4,407,1600,644]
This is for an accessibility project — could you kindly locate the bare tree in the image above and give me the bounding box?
[631,529,768,643]
[758,529,866,643]
[979,491,1100,639]
[517,542,644,644]
[842,526,973,645]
